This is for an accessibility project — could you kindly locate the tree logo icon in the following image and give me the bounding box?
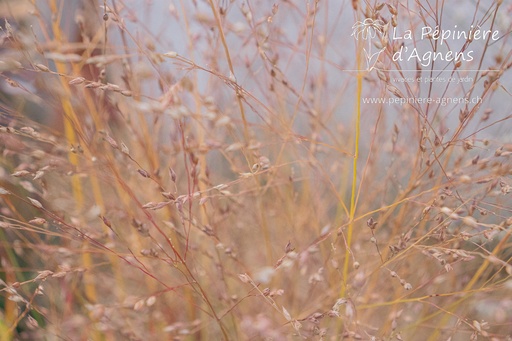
[352,18,385,71]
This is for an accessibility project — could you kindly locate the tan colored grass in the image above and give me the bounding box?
[0,0,511,340]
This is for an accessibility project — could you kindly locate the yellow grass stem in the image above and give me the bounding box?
[426,227,512,340]
[341,23,363,298]
[0,320,10,341]
[47,2,100,309]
